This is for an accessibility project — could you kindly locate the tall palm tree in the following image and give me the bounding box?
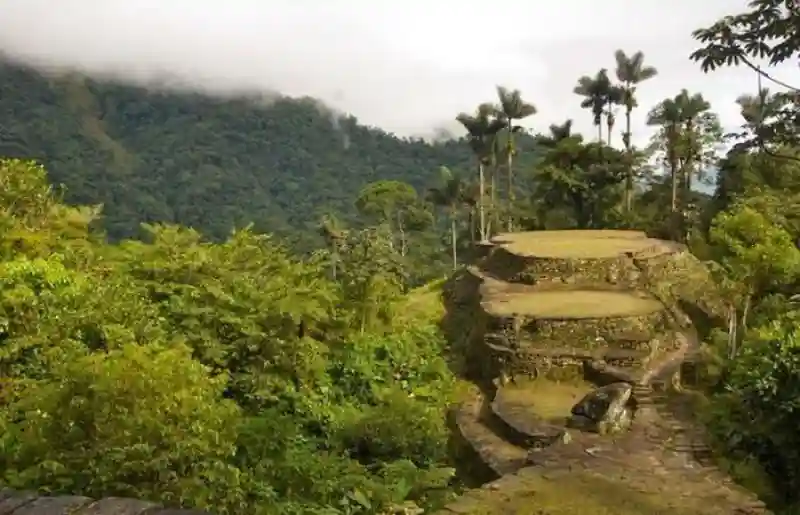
[614,50,658,212]
[646,98,682,212]
[495,86,537,232]
[456,103,505,242]
[674,90,711,197]
[574,69,614,143]
[427,166,465,269]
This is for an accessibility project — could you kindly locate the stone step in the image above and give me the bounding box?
[453,398,528,477]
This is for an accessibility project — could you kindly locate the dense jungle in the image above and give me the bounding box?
[0,1,798,514]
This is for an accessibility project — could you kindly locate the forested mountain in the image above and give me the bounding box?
[0,59,541,247]
[0,1,799,514]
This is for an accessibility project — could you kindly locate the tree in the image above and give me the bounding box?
[574,69,619,144]
[647,97,683,212]
[708,200,800,358]
[674,90,714,198]
[427,166,465,270]
[456,104,505,242]
[355,180,419,256]
[336,225,406,334]
[319,214,347,280]
[495,87,537,231]
[614,50,658,212]
[0,342,257,512]
[536,135,626,228]
[690,0,800,156]
[535,120,575,149]
[733,88,791,148]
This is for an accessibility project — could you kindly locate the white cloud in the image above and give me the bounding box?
[0,0,798,146]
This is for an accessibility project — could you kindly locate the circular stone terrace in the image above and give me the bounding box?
[489,230,677,259]
[481,289,664,319]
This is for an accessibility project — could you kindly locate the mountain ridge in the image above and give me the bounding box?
[0,58,542,248]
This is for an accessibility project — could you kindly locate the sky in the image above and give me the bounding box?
[0,0,798,146]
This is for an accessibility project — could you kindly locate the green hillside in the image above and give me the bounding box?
[0,59,541,248]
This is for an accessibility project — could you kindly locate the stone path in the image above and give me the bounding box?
[440,326,771,514]
[440,380,771,514]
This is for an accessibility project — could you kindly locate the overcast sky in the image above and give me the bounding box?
[0,0,797,146]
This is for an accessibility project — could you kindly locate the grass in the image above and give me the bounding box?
[395,277,447,326]
[482,290,664,319]
[494,378,592,423]
[494,230,669,259]
[441,468,718,515]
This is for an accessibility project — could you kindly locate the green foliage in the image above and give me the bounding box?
[709,201,800,299]
[0,159,460,514]
[703,317,800,505]
[0,343,262,513]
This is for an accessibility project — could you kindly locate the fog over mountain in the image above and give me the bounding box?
[0,0,798,143]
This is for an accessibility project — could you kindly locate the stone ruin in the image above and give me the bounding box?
[437,230,772,514]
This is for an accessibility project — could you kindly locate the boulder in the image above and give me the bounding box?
[569,382,633,434]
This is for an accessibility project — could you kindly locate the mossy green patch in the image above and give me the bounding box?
[493,378,592,423]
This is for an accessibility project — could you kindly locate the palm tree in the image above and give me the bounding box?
[736,88,783,136]
[646,98,682,212]
[614,50,658,212]
[674,90,711,197]
[536,119,575,148]
[427,166,465,269]
[574,69,614,143]
[495,86,537,231]
[456,103,505,242]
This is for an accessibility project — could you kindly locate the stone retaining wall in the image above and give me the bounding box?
[0,490,210,514]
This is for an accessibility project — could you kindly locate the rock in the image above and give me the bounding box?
[569,382,633,434]
[386,501,424,514]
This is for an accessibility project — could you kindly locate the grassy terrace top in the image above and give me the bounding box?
[482,289,664,319]
[490,230,672,259]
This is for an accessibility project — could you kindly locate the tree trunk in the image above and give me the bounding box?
[726,306,737,360]
[668,131,678,212]
[450,213,458,270]
[506,136,514,232]
[478,163,487,242]
[397,211,407,256]
[729,293,752,360]
[468,208,476,243]
[624,107,633,212]
[573,192,589,229]
[490,165,497,237]
[684,120,696,205]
